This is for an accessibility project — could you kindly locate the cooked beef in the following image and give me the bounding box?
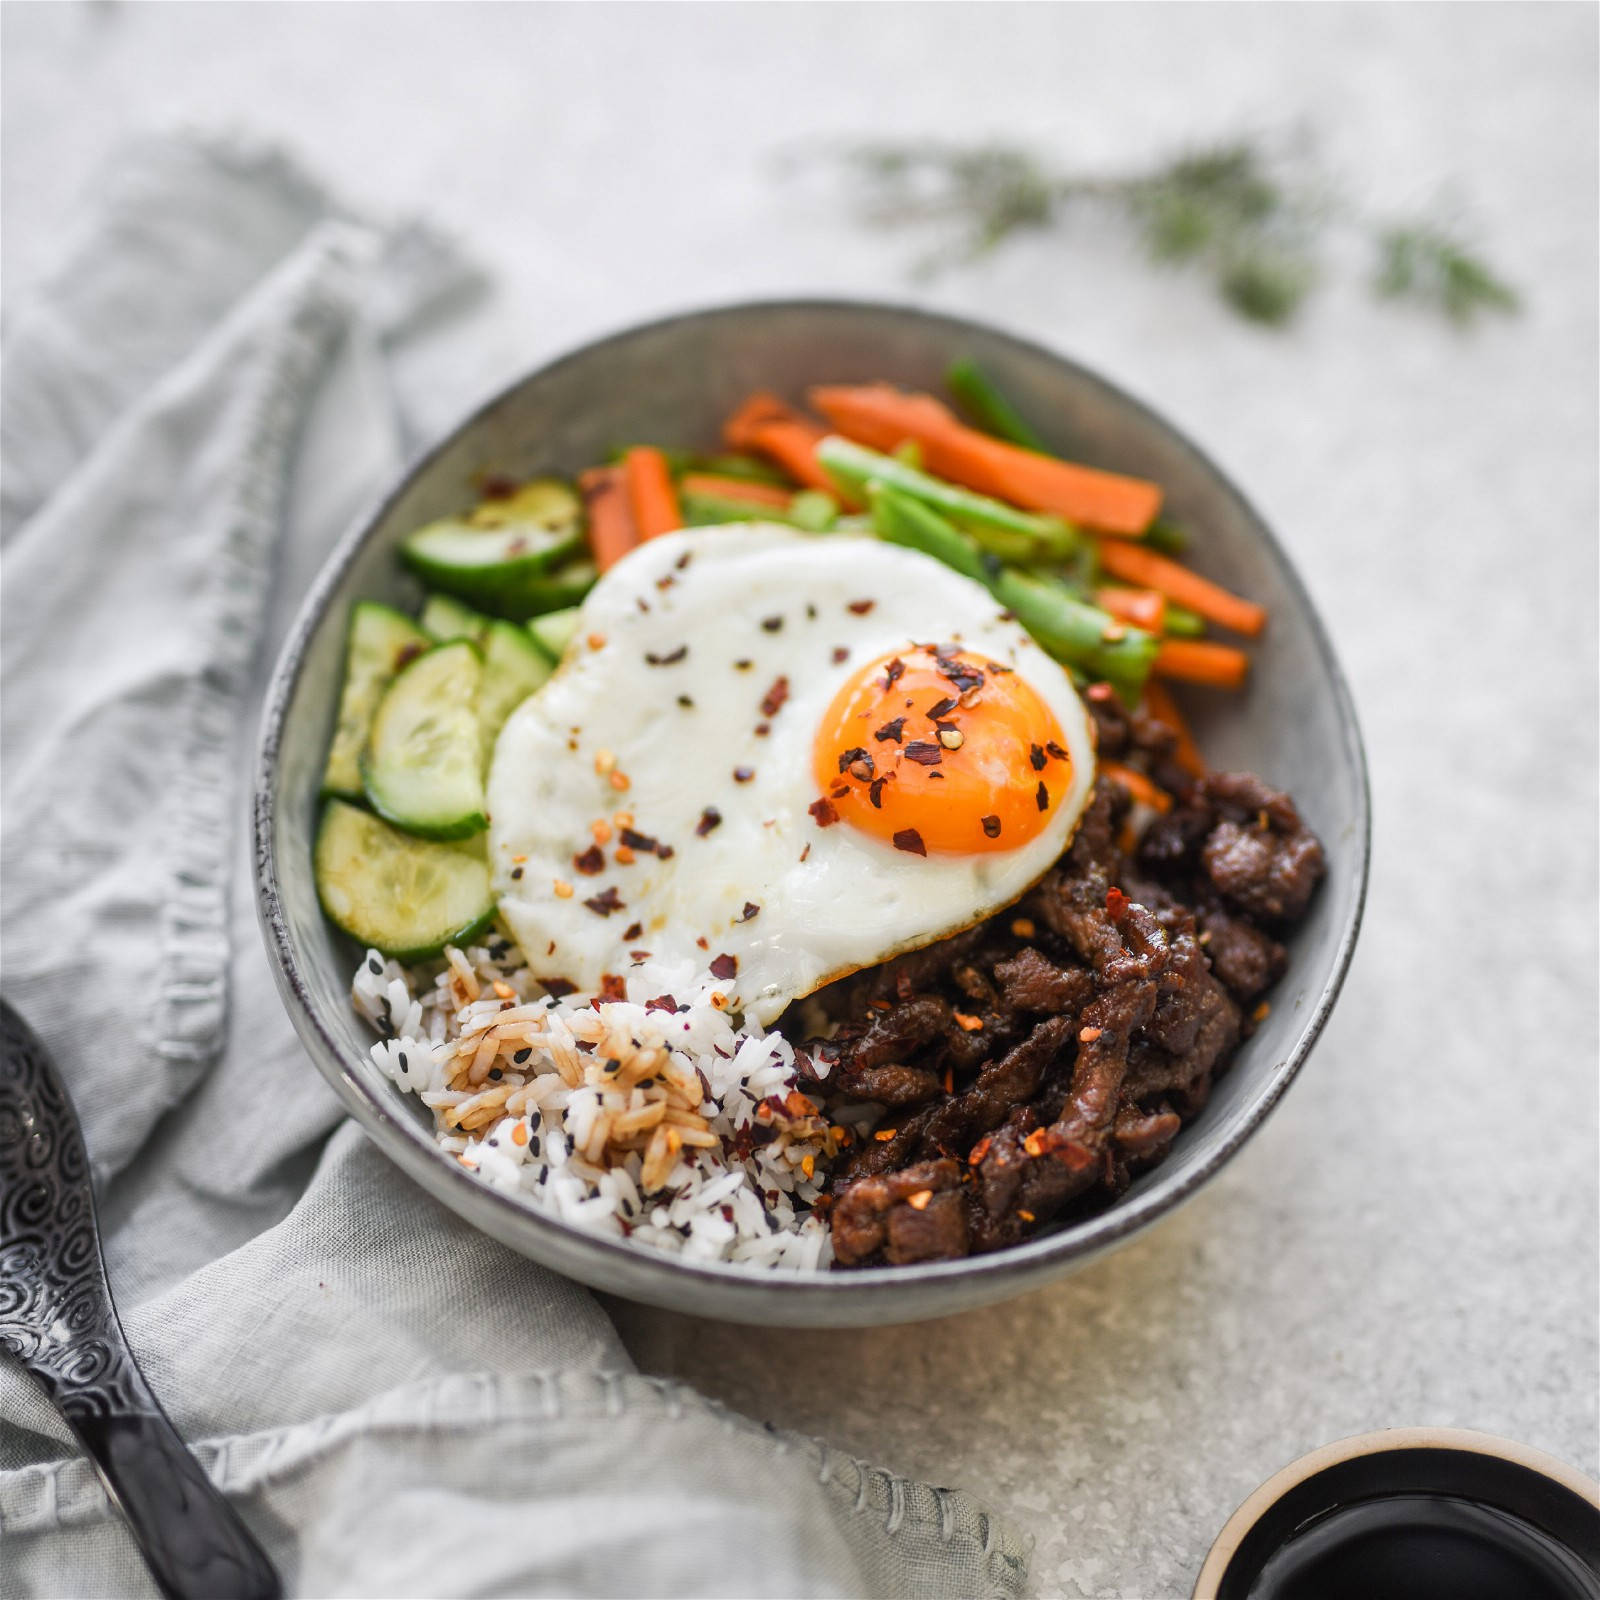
[801,750,1326,1268]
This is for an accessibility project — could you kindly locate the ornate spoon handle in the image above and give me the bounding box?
[0,998,280,1600]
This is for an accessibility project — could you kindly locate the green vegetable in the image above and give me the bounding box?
[527,606,582,663]
[361,641,487,840]
[945,357,1049,451]
[869,485,989,585]
[315,799,495,963]
[420,593,493,648]
[321,603,431,802]
[787,490,839,532]
[691,452,792,486]
[477,620,551,769]
[1144,518,1189,556]
[816,435,1078,563]
[679,489,837,534]
[1162,603,1206,638]
[518,558,597,615]
[990,568,1158,706]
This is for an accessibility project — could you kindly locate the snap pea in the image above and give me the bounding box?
[945,357,1050,452]
[990,568,1159,706]
[1162,602,1207,637]
[788,489,840,532]
[679,489,837,534]
[816,436,1079,563]
[869,485,991,585]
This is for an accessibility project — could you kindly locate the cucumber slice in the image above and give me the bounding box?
[420,592,492,647]
[321,602,431,801]
[361,641,487,839]
[517,558,597,617]
[316,799,494,962]
[478,620,551,766]
[400,478,584,619]
[527,606,582,663]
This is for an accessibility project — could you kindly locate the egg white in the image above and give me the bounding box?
[487,525,1096,1024]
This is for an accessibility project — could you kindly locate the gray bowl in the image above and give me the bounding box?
[254,299,1369,1327]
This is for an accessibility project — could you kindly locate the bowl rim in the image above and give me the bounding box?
[253,294,1371,1314]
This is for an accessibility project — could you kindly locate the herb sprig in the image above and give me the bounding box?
[809,136,1517,330]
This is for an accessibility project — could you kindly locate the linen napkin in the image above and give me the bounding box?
[0,134,1030,1599]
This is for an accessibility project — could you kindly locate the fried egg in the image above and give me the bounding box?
[487,525,1095,1024]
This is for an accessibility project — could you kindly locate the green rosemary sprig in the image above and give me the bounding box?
[813,136,1517,330]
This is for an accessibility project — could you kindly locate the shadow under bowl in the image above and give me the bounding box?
[254,298,1370,1327]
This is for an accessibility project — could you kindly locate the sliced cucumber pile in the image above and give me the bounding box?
[400,478,591,619]
[420,592,492,647]
[361,641,487,840]
[316,799,494,962]
[478,620,551,767]
[321,603,431,801]
[527,605,582,663]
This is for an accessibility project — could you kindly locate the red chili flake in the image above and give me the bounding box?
[738,901,760,922]
[1105,885,1129,917]
[837,746,869,775]
[800,844,811,861]
[869,777,888,809]
[1086,682,1116,702]
[630,950,652,961]
[583,886,625,917]
[847,599,875,615]
[1036,782,1050,811]
[760,676,790,717]
[981,815,1001,838]
[644,645,688,666]
[506,536,528,556]
[695,807,722,836]
[599,973,628,1003]
[1046,741,1068,761]
[644,994,681,1014]
[733,766,755,783]
[674,551,692,570]
[761,615,784,632]
[1029,744,1047,771]
[696,936,709,950]
[620,826,669,857]
[928,771,945,781]
[874,717,906,744]
[968,1136,993,1166]
[621,921,643,941]
[903,741,942,766]
[709,952,738,980]
[831,785,851,800]
[926,696,957,719]
[539,976,578,998]
[573,845,605,875]
[808,797,839,828]
[479,473,518,499]
[892,828,927,856]
[831,646,850,664]
[754,722,770,737]
[395,641,426,670]
[1078,1025,1103,1043]
[882,657,906,689]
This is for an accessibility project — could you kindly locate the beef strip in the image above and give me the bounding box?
[830,1158,968,1267]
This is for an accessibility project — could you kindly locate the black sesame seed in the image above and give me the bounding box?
[368,956,383,976]
[514,1047,532,1063]
[398,1051,410,1070]
[489,1067,503,1081]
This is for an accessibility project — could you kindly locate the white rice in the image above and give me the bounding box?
[350,936,837,1270]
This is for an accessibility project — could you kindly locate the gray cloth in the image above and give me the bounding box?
[0,134,1030,1600]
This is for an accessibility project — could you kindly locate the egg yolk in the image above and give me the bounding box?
[812,645,1073,855]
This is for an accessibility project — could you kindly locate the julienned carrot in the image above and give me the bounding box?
[1141,677,1206,778]
[809,383,1162,537]
[1096,540,1266,638]
[724,392,862,506]
[724,391,798,449]
[678,473,792,509]
[623,447,681,542]
[1100,760,1174,813]
[1154,638,1250,691]
[578,465,638,572]
[1097,585,1166,633]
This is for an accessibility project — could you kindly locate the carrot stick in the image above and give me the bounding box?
[723,390,859,504]
[578,465,638,572]
[678,473,793,509]
[1097,585,1166,633]
[1100,760,1174,813]
[1096,540,1266,637]
[1153,638,1250,691]
[1141,678,1206,778]
[623,446,681,542]
[809,383,1162,536]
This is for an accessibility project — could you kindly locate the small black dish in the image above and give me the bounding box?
[1195,1429,1600,1600]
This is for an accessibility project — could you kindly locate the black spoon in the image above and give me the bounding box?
[0,997,281,1600]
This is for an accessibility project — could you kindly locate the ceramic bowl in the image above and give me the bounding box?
[254,299,1369,1327]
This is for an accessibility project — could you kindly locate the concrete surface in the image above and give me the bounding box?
[5,4,1596,1596]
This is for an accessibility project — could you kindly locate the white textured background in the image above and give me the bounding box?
[5,4,1596,1596]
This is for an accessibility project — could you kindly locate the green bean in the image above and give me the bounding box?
[945,357,1050,451]
[1144,517,1189,556]
[1162,603,1207,637]
[692,452,794,486]
[679,489,836,534]
[788,490,839,532]
[991,568,1158,705]
[868,485,990,584]
[816,436,1079,563]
